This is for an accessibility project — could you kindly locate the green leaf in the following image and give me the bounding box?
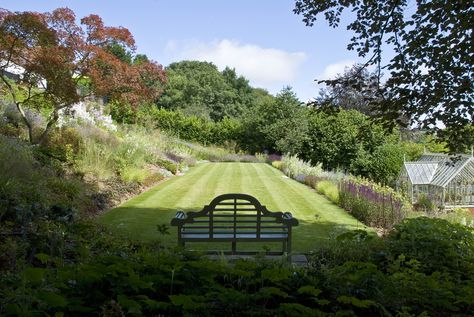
[261,267,291,283]
[337,295,374,308]
[35,253,51,264]
[277,303,318,317]
[258,287,288,299]
[5,303,21,315]
[37,291,68,308]
[23,267,45,285]
[297,285,322,297]
[117,294,142,315]
[169,294,206,311]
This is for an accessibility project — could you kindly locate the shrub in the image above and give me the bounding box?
[414,193,436,213]
[339,178,409,229]
[0,110,24,137]
[75,138,116,180]
[316,180,339,204]
[0,135,88,225]
[280,154,323,178]
[254,152,267,163]
[272,160,282,170]
[222,154,260,163]
[149,108,241,146]
[443,207,474,227]
[267,154,282,163]
[308,230,380,271]
[182,156,197,167]
[387,217,474,277]
[120,166,151,184]
[41,127,83,163]
[59,101,117,131]
[157,158,178,174]
[165,152,185,163]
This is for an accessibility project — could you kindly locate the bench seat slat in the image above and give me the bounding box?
[183,225,286,229]
[181,231,287,235]
[207,214,267,218]
[181,233,288,239]
[214,208,257,212]
[216,202,254,206]
[193,219,278,224]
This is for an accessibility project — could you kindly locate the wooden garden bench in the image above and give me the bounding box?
[170,193,298,255]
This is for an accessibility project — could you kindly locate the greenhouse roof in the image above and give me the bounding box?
[431,157,473,187]
[404,162,439,184]
[403,154,474,188]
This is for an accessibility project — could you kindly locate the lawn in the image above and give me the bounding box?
[99,162,370,252]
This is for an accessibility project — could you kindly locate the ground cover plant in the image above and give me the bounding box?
[1,217,473,316]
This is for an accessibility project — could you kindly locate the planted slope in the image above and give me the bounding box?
[99,163,369,252]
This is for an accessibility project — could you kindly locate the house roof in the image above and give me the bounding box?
[403,154,474,187]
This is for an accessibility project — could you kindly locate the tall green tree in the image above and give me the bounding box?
[157,61,242,121]
[294,0,473,152]
[300,109,402,184]
[240,86,308,154]
[264,86,309,154]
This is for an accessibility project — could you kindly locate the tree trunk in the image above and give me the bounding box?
[1,76,35,143]
[15,102,35,143]
[37,108,60,145]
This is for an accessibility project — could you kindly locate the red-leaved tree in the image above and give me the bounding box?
[0,7,166,143]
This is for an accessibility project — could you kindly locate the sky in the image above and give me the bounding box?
[0,0,365,102]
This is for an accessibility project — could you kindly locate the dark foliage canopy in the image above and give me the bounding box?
[294,0,473,152]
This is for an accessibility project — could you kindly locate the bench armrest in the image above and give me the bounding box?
[282,212,299,226]
[171,210,186,226]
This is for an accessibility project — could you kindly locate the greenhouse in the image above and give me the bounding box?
[398,153,474,208]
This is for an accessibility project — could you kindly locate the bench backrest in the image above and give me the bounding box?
[173,193,297,238]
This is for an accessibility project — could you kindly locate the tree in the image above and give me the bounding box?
[104,40,133,64]
[294,0,473,152]
[300,109,400,178]
[156,61,235,121]
[263,87,309,154]
[316,64,382,116]
[157,61,261,121]
[0,8,166,143]
[240,86,308,154]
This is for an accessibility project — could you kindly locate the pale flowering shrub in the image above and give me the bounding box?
[58,101,117,131]
[280,154,323,178]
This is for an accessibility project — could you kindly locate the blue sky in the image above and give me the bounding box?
[0,0,364,101]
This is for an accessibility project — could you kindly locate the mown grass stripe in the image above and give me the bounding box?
[126,163,212,209]
[253,163,301,212]
[172,163,222,210]
[264,166,323,220]
[246,163,285,211]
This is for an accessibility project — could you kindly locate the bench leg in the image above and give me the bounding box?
[178,227,185,248]
[231,241,236,254]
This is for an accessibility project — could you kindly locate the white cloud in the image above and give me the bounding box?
[164,39,307,91]
[320,59,355,79]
